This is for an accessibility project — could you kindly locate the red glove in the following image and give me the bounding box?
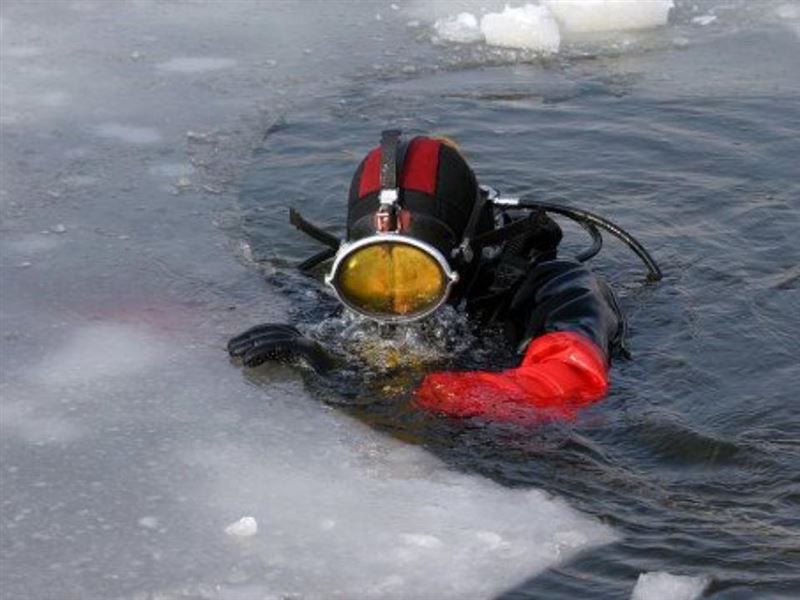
[414,331,609,423]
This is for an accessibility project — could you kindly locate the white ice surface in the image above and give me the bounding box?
[631,571,711,600]
[480,4,561,52]
[30,323,170,386]
[542,0,673,33]
[185,417,617,599]
[431,0,672,49]
[3,318,617,598]
[156,57,237,73]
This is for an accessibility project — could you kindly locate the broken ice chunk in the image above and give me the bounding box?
[225,516,258,537]
[480,5,561,53]
[434,13,484,44]
[631,571,711,600]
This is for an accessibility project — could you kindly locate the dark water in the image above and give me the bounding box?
[235,17,800,600]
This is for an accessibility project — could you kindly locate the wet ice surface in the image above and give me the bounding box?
[1,318,614,599]
[2,0,800,599]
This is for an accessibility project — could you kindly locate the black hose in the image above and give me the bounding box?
[575,220,603,263]
[298,247,336,271]
[504,202,662,281]
[289,208,341,250]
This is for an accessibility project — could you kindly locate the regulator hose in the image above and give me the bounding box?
[501,201,662,281]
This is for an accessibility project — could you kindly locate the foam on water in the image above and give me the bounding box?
[631,571,711,600]
[308,305,482,372]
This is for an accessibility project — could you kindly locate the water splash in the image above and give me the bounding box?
[306,305,481,373]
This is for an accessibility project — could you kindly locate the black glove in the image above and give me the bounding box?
[227,323,336,373]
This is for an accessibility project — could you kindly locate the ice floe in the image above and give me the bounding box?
[631,571,711,600]
[481,4,561,52]
[184,422,617,599]
[434,12,483,44]
[225,516,259,538]
[433,1,674,51]
[542,0,673,34]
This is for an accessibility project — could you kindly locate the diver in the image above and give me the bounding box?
[228,130,661,422]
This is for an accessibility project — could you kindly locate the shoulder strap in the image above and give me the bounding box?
[379,129,402,192]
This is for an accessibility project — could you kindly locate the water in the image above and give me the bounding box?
[2,1,799,599]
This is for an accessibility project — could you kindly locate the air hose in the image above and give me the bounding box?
[494,200,662,281]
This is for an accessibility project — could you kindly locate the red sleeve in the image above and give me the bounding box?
[414,331,609,423]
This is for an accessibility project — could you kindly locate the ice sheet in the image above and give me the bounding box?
[30,323,170,386]
[2,319,616,599]
[182,410,617,599]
